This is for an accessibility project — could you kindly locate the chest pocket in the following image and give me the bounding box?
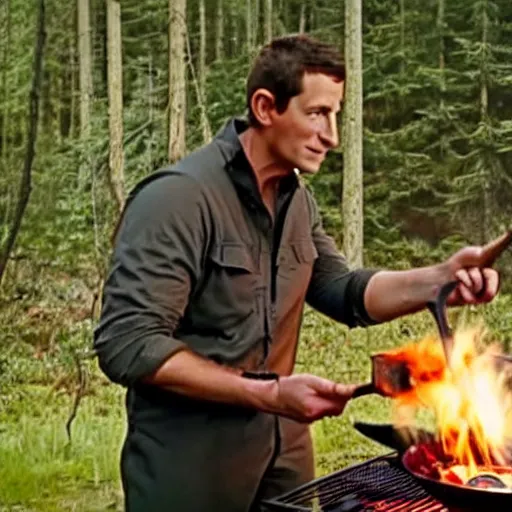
[276,239,318,307]
[206,242,258,320]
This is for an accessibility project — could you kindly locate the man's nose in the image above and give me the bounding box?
[319,113,339,148]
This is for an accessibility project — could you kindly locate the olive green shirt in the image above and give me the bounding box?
[94,118,376,384]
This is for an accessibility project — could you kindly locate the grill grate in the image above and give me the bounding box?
[263,454,467,512]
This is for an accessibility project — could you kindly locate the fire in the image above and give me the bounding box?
[392,325,512,479]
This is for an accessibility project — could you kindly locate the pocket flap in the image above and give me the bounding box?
[278,240,318,266]
[210,243,255,272]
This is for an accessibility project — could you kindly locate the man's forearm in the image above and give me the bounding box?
[144,350,360,424]
[144,349,279,412]
[364,263,451,322]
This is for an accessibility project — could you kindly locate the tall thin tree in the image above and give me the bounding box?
[479,0,490,243]
[299,3,306,33]
[168,0,187,163]
[185,22,211,143]
[77,0,93,186]
[437,0,445,109]
[106,0,125,212]
[1,0,13,240]
[168,0,187,162]
[1,0,11,165]
[342,0,363,268]
[264,0,272,42]
[199,0,206,90]
[215,0,224,60]
[78,0,93,138]
[198,0,210,143]
[399,0,405,77]
[0,0,46,285]
[246,0,253,54]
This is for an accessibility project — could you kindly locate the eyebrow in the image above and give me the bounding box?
[307,104,342,114]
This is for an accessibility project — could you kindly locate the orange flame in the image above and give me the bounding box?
[393,326,512,478]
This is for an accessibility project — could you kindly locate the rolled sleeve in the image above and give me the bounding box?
[304,193,379,328]
[94,173,209,386]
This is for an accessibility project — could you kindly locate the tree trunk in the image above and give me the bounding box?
[437,0,445,108]
[480,0,490,244]
[185,22,211,143]
[1,0,11,230]
[168,0,187,163]
[308,4,315,31]
[106,0,125,212]
[215,0,224,61]
[148,52,154,170]
[42,74,54,140]
[199,0,206,96]
[480,1,488,121]
[59,10,74,140]
[1,0,11,164]
[232,7,240,57]
[399,0,405,77]
[69,17,77,139]
[246,0,253,54]
[0,0,46,285]
[254,0,260,45]
[342,0,363,269]
[94,0,108,99]
[264,0,272,42]
[78,0,93,138]
[77,0,92,184]
[299,3,306,33]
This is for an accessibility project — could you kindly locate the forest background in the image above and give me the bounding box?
[1,0,512,510]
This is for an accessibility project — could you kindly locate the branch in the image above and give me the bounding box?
[65,350,88,443]
[0,0,46,285]
[184,21,212,143]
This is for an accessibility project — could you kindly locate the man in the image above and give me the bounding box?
[94,35,499,511]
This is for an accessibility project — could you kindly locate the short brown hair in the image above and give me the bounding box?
[246,34,345,127]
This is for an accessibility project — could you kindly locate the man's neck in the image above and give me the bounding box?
[239,127,292,219]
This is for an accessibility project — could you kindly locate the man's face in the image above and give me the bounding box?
[267,73,344,174]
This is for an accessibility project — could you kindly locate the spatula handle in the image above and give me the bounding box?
[426,281,458,368]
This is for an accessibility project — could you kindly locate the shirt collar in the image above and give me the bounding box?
[214,117,300,205]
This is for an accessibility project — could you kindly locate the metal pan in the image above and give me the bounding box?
[353,282,462,399]
[352,353,414,398]
[354,421,512,508]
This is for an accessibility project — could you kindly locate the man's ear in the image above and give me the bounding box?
[250,89,276,127]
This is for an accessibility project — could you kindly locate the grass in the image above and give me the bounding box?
[0,383,125,511]
[2,296,512,510]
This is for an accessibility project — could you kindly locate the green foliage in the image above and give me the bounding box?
[1,0,512,506]
[3,0,512,284]
[347,0,512,274]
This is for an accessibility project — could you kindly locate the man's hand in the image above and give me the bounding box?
[146,351,356,422]
[364,231,509,322]
[265,374,357,423]
[446,230,511,305]
[445,246,500,306]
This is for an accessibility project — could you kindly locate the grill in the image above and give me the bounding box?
[262,453,470,511]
